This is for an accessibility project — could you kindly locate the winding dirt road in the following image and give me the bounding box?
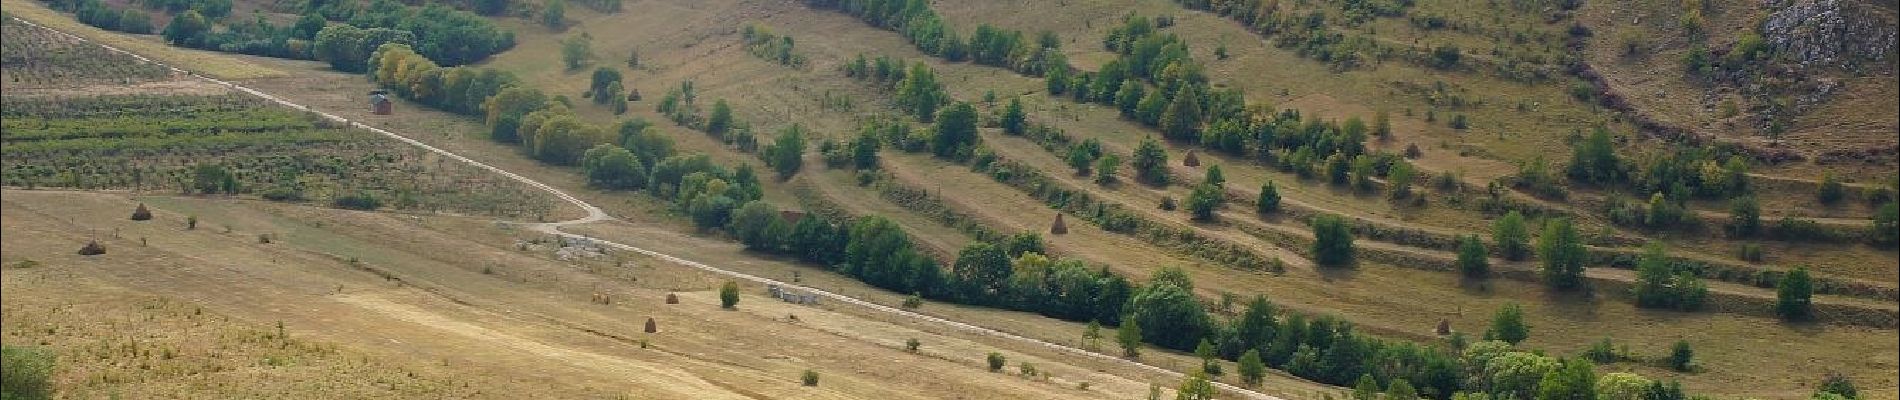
[9,16,1289,400]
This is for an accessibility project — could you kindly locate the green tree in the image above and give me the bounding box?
[1494,211,1531,261]
[706,99,734,136]
[1237,349,1266,386]
[987,352,1006,372]
[1388,161,1416,199]
[1537,218,1587,290]
[1188,184,1221,222]
[1353,374,1381,400]
[1458,234,1490,278]
[1257,181,1281,214]
[1232,296,1276,355]
[1,345,52,400]
[853,131,881,169]
[1875,202,1899,247]
[1177,372,1216,400]
[1311,214,1356,267]
[1776,266,1813,321]
[1095,155,1122,185]
[161,10,210,46]
[1818,173,1845,205]
[1728,196,1761,238]
[1161,85,1204,140]
[1131,138,1170,186]
[764,124,807,180]
[1387,378,1419,400]
[951,242,1012,300]
[1000,98,1027,135]
[728,201,782,251]
[589,67,624,105]
[932,102,979,158]
[1203,164,1226,189]
[541,0,566,28]
[1486,302,1530,345]
[1126,271,1210,350]
[1373,111,1392,139]
[1668,340,1694,372]
[1535,358,1596,400]
[581,144,646,189]
[719,281,740,309]
[561,34,592,70]
[1117,317,1143,358]
[1567,127,1622,184]
[1195,339,1222,376]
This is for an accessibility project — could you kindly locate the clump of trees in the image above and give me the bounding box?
[1311,214,1355,267]
[1631,242,1707,311]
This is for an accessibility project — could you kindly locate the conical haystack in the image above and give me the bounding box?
[1050,213,1068,235]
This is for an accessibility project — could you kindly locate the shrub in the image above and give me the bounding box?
[1237,349,1265,386]
[719,281,740,309]
[801,369,819,386]
[902,294,923,309]
[1818,173,1845,205]
[1668,340,1694,372]
[1816,372,1859,399]
[1257,181,1281,214]
[1493,211,1531,261]
[1874,202,1898,247]
[1738,243,1764,262]
[332,192,382,210]
[1485,303,1529,344]
[1311,214,1356,267]
[1019,362,1038,377]
[905,338,921,353]
[1776,267,1813,321]
[1727,196,1760,238]
[1457,234,1489,278]
[1158,196,1177,211]
[1537,218,1587,290]
[1583,337,1617,363]
[1,345,53,400]
[987,352,1006,372]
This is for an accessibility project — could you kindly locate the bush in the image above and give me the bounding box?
[719,281,740,309]
[332,192,382,210]
[1816,372,1859,399]
[1776,267,1813,321]
[1818,173,1845,205]
[1493,211,1531,261]
[1311,214,1356,267]
[1,345,53,400]
[1485,303,1529,344]
[801,369,819,386]
[1668,340,1694,372]
[905,338,921,353]
[987,352,1006,372]
[1583,337,1617,363]
[1457,234,1489,278]
[1738,243,1764,262]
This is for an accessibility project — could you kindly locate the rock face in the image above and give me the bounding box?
[1762,0,1897,72]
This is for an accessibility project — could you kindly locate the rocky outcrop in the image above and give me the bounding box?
[1762,0,1898,73]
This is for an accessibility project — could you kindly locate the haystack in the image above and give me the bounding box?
[77,240,106,256]
[1050,213,1068,235]
[1183,150,1201,167]
[644,317,658,333]
[130,203,152,221]
[665,293,680,304]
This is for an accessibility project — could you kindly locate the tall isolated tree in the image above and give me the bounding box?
[1237,349,1266,386]
[1486,302,1530,345]
[1776,266,1813,321]
[764,124,807,180]
[932,102,979,159]
[1000,97,1026,135]
[1457,234,1490,278]
[1311,214,1355,267]
[1257,181,1281,214]
[1493,211,1530,261]
[1117,317,1143,358]
[1537,218,1587,290]
[1131,137,1170,185]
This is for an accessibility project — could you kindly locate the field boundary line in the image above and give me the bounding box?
[7,15,1291,400]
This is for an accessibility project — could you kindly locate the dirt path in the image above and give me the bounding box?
[8,15,1286,400]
